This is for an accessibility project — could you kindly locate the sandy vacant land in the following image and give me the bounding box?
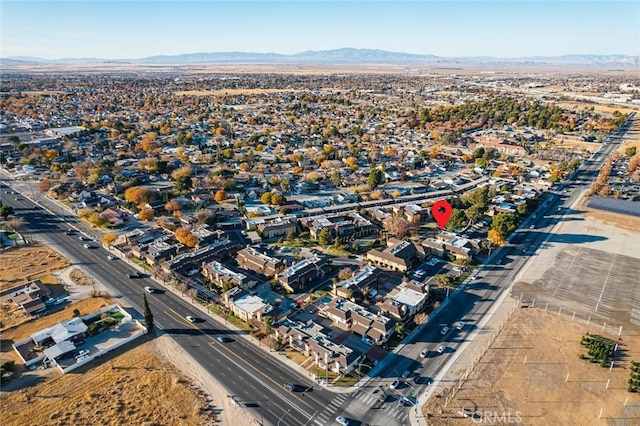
[0,245,69,289]
[0,337,218,426]
[424,308,640,425]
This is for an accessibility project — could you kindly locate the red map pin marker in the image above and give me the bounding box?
[432,200,453,230]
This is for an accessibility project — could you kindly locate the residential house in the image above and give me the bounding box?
[366,239,423,272]
[257,218,297,241]
[202,261,250,289]
[380,281,429,322]
[0,280,52,315]
[277,255,329,293]
[236,246,284,278]
[161,238,238,274]
[333,265,382,299]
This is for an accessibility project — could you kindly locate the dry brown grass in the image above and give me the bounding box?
[557,102,639,114]
[69,268,95,286]
[0,339,216,426]
[0,296,112,346]
[0,245,69,290]
[424,308,640,425]
[550,138,601,153]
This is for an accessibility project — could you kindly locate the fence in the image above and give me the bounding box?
[443,301,519,408]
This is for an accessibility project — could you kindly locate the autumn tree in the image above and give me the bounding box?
[487,229,506,246]
[101,232,118,246]
[338,267,354,281]
[38,179,52,193]
[214,190,227,203]
[175,227,197,248]
[138,208,154,221]
[124,186,155,206]
[261,192,273,204]
[383,211,417,239]
[164,199,183,213]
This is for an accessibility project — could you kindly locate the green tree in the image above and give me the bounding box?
[445,208,466,231]
[318,227,333,247]
[435,274,454,288]
[465,204,485,223]
[0,204,15,221]
[143,293,154,332]
[330,170,342,187]
[368,168,383,189]
[491,212,519,237]
[174,175,193,192]
[625,146,637,157]
[394,322,405,337]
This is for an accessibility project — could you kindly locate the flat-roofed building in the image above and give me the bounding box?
[277,255,329,293]
[333,265,382,298]
[236,246,284,278]
[202,261,249,289]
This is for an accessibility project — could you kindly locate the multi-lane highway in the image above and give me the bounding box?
[0,113,633,426]
[0,181,342,426]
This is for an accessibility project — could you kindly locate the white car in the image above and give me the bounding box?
[83,243,91,249]
[455,321,465,330]
[440,326,449,336]
[362,336,374,345]
[107,255,115,260]
[390,379,400,390]
[335,416,349,426]
[420,349,429,358]
[186,315,196,323]
[452,266,462,272]
[437,345,446,354]
[530,225,535,229]
[144,286,154,294]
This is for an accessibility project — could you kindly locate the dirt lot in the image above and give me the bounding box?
[424,308,640,425]
[0,337,218,426]
[0,244,69,290]
[70,268,95,286]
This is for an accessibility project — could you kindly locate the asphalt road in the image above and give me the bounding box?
[0,182,336,426]
[0,113,633,426]
[335,113,636,425]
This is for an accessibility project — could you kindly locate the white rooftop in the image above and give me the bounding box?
[233,294,266,314]
[394,287,426,308]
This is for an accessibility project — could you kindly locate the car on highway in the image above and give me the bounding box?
[216,336,232,343]
[144,286,155,294]
[283,383,294,392]
[437,345,446,354]
[83,243,91,249]
[107,255,115,260]
[420,349,429,358]
[65,229,75,235]
[390,379,401,390]
[455,321,465,330]
[186,315,197,323]
[335,416,349,426]
[440,326,449,336]
[128,272,141,279]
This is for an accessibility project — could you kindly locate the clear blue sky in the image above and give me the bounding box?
[1,1,638,59]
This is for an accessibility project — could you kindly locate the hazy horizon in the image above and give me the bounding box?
[2,1,639,60]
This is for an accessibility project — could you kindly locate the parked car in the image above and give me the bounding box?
[402,369,411,378]
[437,345,446,354]
[440,326,449,336]
[455,321,465,330]
[420,349,429,358]
[390,379,400,390]
[362,336,374,345]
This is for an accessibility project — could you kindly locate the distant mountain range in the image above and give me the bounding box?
[3,48,639,66]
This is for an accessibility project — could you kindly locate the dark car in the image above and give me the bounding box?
[128,272,140,279]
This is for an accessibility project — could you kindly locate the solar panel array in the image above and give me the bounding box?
[587,195,640,217]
